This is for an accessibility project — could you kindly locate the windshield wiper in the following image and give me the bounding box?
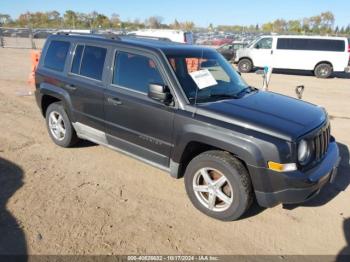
[209,94,238,99]
[235,86,258,98]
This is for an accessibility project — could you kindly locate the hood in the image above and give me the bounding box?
[197,91,326,141]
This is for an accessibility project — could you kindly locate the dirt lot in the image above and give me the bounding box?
[0,48,349,256]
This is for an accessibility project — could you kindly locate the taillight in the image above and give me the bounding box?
[348,44,350,53]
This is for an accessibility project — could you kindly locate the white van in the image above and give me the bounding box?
[128,29,193,44]
[235,35,350,78]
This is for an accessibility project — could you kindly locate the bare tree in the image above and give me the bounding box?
[145,16,163,29]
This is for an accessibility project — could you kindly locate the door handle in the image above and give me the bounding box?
[64,84,77,91]
[107,97,122,106]
[271,50,274,55]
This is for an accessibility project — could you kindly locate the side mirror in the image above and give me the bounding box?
[148,83,172,103]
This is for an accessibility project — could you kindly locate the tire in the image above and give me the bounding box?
[238,58,253,73]
[314,63,333,78]
[184,150,253,221]
[45,102,79,147]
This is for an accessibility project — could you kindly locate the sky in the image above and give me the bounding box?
[1,0,350,27]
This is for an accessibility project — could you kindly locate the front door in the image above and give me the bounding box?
[250,37,274,68]
[104,50,175,167]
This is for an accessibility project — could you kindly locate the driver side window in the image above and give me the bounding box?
[254,38,273,49]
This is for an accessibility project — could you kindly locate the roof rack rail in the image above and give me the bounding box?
[125,34,172,42]
[55,31,121,40]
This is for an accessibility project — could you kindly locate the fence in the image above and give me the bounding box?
[0,27,46,49]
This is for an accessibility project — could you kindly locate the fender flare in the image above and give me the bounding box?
[38,83,75,122]
[172,124,265,169]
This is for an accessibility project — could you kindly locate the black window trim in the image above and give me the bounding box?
[110,48,167,96]
[68,42,108,83]
[43,40,71,73]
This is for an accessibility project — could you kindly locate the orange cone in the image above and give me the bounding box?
[27,50,41,93]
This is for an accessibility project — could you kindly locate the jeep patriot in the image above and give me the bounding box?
[35,33,340,220]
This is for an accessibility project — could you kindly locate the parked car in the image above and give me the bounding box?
[211,36,233,46]
[217,42,247,61]
[235,35,350,78]
[35,33,340,221]
[128,29,193,44]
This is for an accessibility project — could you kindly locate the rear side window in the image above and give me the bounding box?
[113,52,164,93]
[70,45,107,80]
[277,38,345,52]
[44,40,70,72]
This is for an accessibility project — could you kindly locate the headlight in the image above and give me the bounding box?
[298,140,311,165]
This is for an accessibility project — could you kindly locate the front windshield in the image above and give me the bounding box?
[167,50,251,103]
[247,37,261,48]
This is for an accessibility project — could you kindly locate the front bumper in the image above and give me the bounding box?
[249,140,340,207]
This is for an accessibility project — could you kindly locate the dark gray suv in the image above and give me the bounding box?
[35,33,340,221]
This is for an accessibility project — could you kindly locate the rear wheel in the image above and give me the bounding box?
[45,102,79,147]
[314,63,333,78]
[184,150,253,221]
[238,58,253,73]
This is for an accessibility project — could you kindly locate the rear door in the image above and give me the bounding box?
[104,49,175,167]
[66,42,111,131]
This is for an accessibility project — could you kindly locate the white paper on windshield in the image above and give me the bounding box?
[189,69,217,90]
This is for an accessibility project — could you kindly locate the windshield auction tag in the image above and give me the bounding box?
[189,69,218,90]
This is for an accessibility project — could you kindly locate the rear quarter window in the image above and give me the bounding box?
[44,40,70,72]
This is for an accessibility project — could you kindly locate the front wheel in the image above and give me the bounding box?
[238,58,253,73]
[184,151,253,221]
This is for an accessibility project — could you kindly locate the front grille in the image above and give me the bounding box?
[312,123,330,162]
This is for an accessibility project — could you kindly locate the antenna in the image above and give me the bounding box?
[192,47,204,118]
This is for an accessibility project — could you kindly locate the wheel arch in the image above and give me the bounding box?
[172,135,263,180]
[314,61,333,71]
[38,83,75,121]
[238,57,254,66]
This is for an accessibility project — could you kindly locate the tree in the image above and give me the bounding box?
[47,11,61,27]
[64,10,77,28]
[288,20,301,33]
[95,14,110,28]
[0,14,12,26]
[320,11,334,33]
[262,22,273,32]
[110,13,120,28]
[309,15,322,33]
[170,19,181,30]
[145,16,163,29]
[273,19,287,32]
[346,25,350,34]
[334,26,339,34]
